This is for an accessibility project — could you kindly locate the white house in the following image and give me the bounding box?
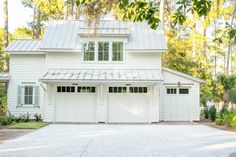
[3,20,205,123]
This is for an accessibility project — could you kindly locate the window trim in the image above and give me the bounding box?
[82,40,125,63]
[83,42,95,61]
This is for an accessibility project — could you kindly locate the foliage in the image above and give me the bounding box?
[209,105,217,121]
[0,116,14,125]
[203,107,209,119]
[76,0,212,29]
[231,116,236,128]
[15,112,31,122]
[222,110,234,126]
[33,113,42,122]
[1,96,7,114]
[12,27,33,39]
[10,122,48,129]
[215,118,224,125]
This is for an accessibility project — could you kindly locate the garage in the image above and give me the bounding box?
[54,86,97,122]
[164,87,192,121]
[107,86,150,123]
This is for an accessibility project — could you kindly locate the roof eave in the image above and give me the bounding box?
[162,67,206,83]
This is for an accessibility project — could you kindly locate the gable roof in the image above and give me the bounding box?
[162,67,205,83]
[39,20,167,52]
[4,39,44,54]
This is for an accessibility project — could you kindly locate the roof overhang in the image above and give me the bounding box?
[127,49,167,53]
[40,69,163,83]
[162,67,205,83]
[0,73,10,82]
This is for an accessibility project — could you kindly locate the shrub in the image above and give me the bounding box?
[203,107,209,119]
[215,118,224,125]
[24,112,31,122]
[209,105,217,121]
[223,111,235,126]
[14,114,25,123]
[1,96,7,114]
[0,116,14,125]
[231,116,236,128]
[33,113,42,122]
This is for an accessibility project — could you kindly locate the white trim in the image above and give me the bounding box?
[127,49,165,53]
[162,67,205,83]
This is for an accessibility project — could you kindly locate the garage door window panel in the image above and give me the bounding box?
[57,86,75,93]
[78,86,96,93]
[109,87,127,93]
[167,88,177,94]
[179,88,189,94]
[129,87,148,93]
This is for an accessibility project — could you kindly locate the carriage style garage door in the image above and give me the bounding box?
[107,86,149,123]
[54,86,96,122]
[165,87,192,121]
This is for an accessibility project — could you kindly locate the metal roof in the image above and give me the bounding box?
[4,39,42,53]
[0,73,10,82]
[40,20,167,52]
[40,69,163,82]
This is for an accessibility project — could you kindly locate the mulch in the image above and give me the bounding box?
[199,118,236,133]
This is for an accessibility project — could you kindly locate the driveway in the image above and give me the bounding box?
[0,124,236,157]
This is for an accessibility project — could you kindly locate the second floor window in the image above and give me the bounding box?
[98,42,109,61]
[83,41,124,62]
[112,42,123,61]
[83,42,95,61]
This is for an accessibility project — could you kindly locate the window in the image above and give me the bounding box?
[167,88,177,94]
[98,42,109,61]
[24,85,33,105]
[112,42,123,61]
[129,87,148,93]
[78,86,96,93]
[57,86,75,93]
[83,42,95,61]
[109,87,127,93]
[179,88,189,94]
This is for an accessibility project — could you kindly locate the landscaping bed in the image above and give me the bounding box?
[199,117,236,132]
[201,106,236,132]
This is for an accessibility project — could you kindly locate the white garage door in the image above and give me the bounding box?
[55,86,96,122]
[107,86,149,123]
[165,87,192,121]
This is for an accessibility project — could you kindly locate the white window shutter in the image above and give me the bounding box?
[34,85,40,106]
[17,86,23,106]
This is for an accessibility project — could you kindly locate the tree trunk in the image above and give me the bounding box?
[213,19,217,76]
[64,0,68,20]
[159,0,165,30]
[36,7,41,39]
[3,0,8,48]
[32,8,36,38]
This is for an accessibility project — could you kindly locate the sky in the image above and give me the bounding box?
[0,0,32,33]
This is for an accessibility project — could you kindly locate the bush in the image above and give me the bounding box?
[0,116,14,125]
[216,118,224,125]
[24,112,31,122]
[209,105,217,121]
[33,113,42,122]
[231,116,236,128]
[223,111,235,126]
[203,107,209,119]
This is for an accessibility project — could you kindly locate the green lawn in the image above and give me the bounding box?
[10,122,48,129]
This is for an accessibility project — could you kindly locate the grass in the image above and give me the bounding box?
[9,122,48,129]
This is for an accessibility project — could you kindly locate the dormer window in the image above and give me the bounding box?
[83,41,124,62]
[83,42,95,61]
[112,42,123,61]
[98,42,109,61]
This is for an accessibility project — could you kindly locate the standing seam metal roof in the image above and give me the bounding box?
[40,69,163,82]
[4,39,42,52]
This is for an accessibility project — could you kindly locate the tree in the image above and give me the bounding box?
[76,0,212,29]
[3,0,8,48]
[217,74,236,108]
[12,27,33,39]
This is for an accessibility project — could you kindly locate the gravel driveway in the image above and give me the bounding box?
[0,124,236,157]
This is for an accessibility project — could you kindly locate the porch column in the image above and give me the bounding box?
[149,84,160,123]
[96,84,107,123]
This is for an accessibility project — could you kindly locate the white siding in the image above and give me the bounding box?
[160,70,200,121]
[46,52,161,69]
[7,54,46,118]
